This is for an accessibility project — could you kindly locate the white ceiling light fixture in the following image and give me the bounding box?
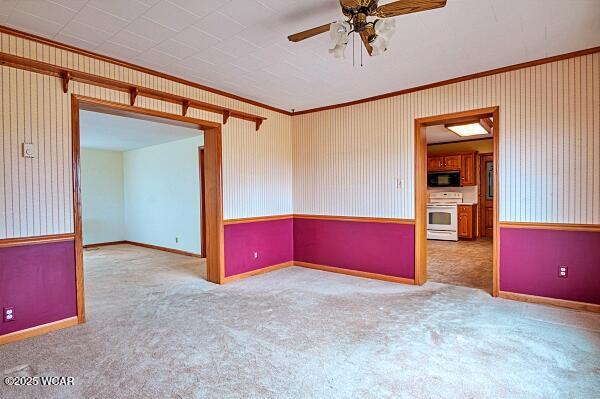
[326,15,396,59]
[369,34,388,56]
[370,17,396,55]
[445,122,489,137]
[328,21,351,58]
[289,1,446,61]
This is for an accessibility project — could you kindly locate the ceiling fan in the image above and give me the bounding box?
[288,0,447,58]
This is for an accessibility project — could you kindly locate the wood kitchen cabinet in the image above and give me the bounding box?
[427,156,445,171]
[427,155,461,171]
[427,151,477,186]
[461,153,476,186]
[444,155,461,170]
[458,204,477,239]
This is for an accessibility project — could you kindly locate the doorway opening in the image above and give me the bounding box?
[80,109,206,257]
[414,107,499,296]
[71,95,224,324]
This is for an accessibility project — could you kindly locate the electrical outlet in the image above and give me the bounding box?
[3,306,14,322]
[253,251,258,259]
[558,266,568,278]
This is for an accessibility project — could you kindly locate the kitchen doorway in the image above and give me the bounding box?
[414,107,499,295]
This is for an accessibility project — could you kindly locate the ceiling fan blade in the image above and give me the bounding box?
[288,23,331,42]
[360,26,375,56]
[375,0,447,18]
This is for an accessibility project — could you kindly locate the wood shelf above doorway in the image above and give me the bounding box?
[0,52,267,131]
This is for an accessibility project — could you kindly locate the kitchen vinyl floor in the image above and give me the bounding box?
[427,238,493,293]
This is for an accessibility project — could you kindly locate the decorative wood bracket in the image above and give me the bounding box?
[60,71,71,93]
[129,87,138,106]
[480,117,494,134]
[0,52,268,130]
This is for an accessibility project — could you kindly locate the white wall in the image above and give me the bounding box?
[81,149,125,245]
[123,135,204,254]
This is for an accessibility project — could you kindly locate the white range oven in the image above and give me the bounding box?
[426,192,462,241]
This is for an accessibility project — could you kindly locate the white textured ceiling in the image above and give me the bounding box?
[1,0,599,112]
[80,110,200,151]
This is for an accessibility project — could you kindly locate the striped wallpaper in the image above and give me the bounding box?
[0,31,293,239]
[293,53,600,224]
[1,27,598,239]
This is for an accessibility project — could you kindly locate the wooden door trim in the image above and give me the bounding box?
[71,95,225,325]
[199,147,206,258]
[479,153,494,238]
[414,106,500,296]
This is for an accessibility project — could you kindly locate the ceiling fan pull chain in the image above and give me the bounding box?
[352,33,355,67]
[361,42,363,67]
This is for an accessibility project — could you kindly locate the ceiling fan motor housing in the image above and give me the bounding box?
[341,0,379,19]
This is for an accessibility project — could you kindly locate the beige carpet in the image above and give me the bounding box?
[428,238,493,293]
[1,244,599,399]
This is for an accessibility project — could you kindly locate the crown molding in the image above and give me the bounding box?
[0,25,293,116]
[292,46,600,115]
[1,25,598,118]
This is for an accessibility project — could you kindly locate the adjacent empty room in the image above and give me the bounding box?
[79,109,209,313]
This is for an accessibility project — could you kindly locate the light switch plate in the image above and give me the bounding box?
[22,143,36,158]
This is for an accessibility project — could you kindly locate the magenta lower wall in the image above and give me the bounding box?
[0,240,77,335]
[294,218,415,279]
[224,218,294,277]
[500,228,600,304]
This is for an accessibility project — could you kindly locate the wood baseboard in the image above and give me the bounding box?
[0,316,79,346]
[121,241,203,258]
[295,261,416,285]
[223,261,294,283]
[83,240,126,248]
[498,291,600,313]
[82,240,202,258]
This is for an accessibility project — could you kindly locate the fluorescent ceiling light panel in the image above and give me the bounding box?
[446,122,488,137]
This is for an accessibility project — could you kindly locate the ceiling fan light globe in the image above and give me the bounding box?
[370,35,388,56]
[329,43,347,59]
[329,21,351,45]
[374,18,396,41]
